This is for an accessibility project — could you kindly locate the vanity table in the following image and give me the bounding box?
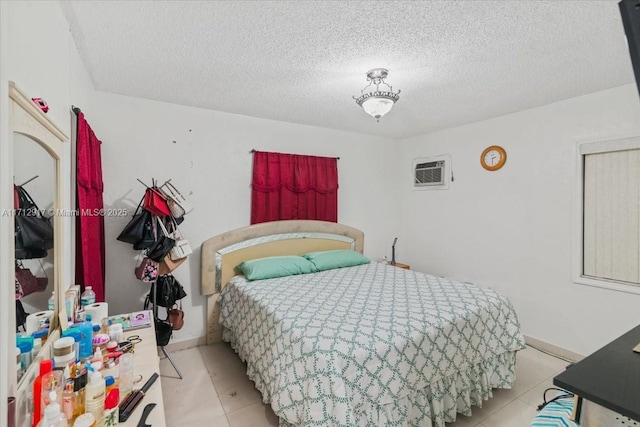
[120,320,166,427]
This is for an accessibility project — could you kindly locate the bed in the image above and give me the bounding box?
[201,220,525,427]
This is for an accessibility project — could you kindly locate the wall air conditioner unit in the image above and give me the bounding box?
[414,161,444,187]
[412,155,451,191]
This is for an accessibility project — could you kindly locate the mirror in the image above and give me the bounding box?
[6,82,68,402]
[13,132,56,379]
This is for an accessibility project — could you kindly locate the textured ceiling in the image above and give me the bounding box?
[61,0,634,139]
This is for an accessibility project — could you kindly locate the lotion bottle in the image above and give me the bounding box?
[84,371,105,426]
[37,392,66,427]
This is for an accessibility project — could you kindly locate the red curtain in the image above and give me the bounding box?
[251,151,338,224]
[75,112,106,302]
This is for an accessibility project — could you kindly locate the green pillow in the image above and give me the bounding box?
[302,249,370,271]
[235,256,318,281]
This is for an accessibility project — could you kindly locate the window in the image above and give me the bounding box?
[575,136,640,293]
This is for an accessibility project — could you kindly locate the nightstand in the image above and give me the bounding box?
[391,262,410,270]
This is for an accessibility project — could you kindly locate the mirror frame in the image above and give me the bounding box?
[7,81,68,404]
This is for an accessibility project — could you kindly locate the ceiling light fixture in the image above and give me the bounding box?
[353,68,400,122]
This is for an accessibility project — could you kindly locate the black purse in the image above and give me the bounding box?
[146,217,175,262]
[154,317,172,346]
[117,196,154,247]
[16,300,28,331]
[148,275,187,308]
[15,186,53,251]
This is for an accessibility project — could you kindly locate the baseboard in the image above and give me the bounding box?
[524,335,584,362]
[164,336,207,352]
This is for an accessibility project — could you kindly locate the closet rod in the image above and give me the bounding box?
[249,149,340,160]
[18,175,39,187]
[71,105,82,115]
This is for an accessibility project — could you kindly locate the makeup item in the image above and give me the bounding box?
[72,413,95,427]
[118,373,158,422]
[73,369,87,421]
[18,341,33,372]
[108,324,123,343]
[53,337,75,368]
[37,392,66,427]
[84,371,105,424]
[62,382,76,423]
[103,388,119,427]
[40,370,63,411]
[106,341,118,353]
[32,360,53,427]
[119,353,134,398]
[104,376,116,395]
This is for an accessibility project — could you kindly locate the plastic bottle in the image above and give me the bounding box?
[62,382,75,424]
[31,359,53,427]
[104,376,115,395]
[84,371,105,425]
[103,388,119,427]
[40,370,63,414]
[118,353,134,398]
[90,348,103,372]
[80,286,96,307]
[16,348,22,381]
[37,392,66,427]
[47,292,56,311]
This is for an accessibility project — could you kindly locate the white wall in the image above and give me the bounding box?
[88,90,401,344]
[0,0,96,410]
[400,84,640,356]
[6,0,95,287]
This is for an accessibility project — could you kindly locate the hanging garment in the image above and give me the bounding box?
[75,112,106,302]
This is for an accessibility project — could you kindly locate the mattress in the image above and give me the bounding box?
[219,262,525,426]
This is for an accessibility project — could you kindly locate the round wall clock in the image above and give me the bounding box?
[480,145,507,171]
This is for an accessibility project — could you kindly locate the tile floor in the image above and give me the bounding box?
[159,343,569,427]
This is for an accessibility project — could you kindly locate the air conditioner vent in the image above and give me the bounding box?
[415,160,445,187]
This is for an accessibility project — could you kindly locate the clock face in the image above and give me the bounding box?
[481,146,507,171]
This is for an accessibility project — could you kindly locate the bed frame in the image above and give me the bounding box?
[200,220,364,344]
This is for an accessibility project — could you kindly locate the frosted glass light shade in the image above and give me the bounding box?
[362,97,394,119]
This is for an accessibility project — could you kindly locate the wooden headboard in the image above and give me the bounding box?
[200,220,364,343]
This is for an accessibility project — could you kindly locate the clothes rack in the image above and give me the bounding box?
[152,280,183,379]
[18,175,39,186]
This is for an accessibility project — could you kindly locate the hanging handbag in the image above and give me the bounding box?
[168,301,184,330]
[135,257,159,283]
[16,300,28,331]
[154,317,172,346]
[15,186,54,251]
[15,261,48,297]
[15,279,24,300]
[158,255,186,275]
[161,181,193,217]
[143,186,171,217]
[167,199,185,219]
[149,275,187,308]
[146,217,175,262]
[117,195,154,247]
[146,235,175,263]
[158,219,192,261]
[15,228,48,259]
